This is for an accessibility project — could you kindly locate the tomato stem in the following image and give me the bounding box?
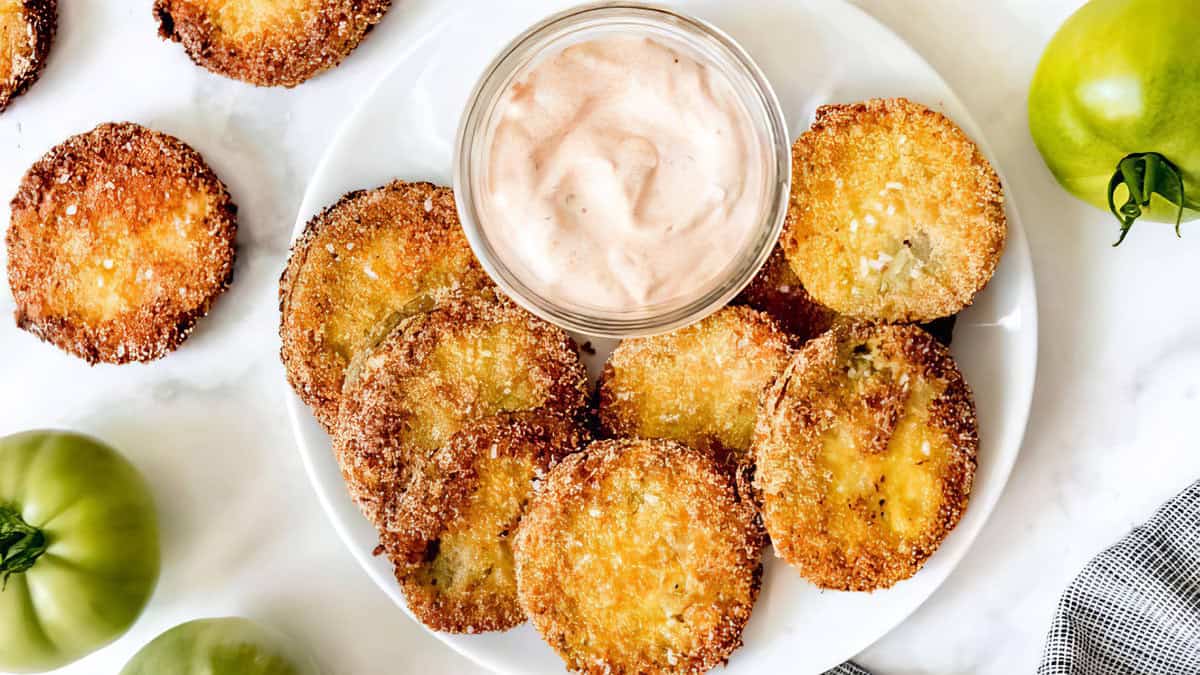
[1107,152,1186,246]
[0,503,47,588]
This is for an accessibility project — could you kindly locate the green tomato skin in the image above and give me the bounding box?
[1029,0,1200,223]
[0,431,160,673]
[120,618,320,675]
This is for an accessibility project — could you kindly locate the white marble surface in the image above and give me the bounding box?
[1,1,1197,674]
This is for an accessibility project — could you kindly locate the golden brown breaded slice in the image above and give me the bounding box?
[279,181,491,430]
[741,244,957,346]
[387,411,589,634]
[333,293,590,527]
[598,305,791,467]
[153,0,390,87]
[782,98,1006,322]
[0,0,54,112]
[7,122,237,364]
[736,243,836,341]
[753,322,977,591]
[515,438,762,675]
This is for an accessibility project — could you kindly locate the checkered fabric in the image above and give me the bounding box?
[1039,480,1200,674]
[825,663,872,675]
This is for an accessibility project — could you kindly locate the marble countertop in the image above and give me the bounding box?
[3,1,1197,673]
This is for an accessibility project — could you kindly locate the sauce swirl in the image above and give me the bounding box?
[481,35,767,310]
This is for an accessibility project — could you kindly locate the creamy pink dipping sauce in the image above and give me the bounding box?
[481,34,767,311]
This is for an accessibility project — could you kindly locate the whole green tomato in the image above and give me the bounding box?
[121,617,319,675]
[1029,0,1200,244]
[0,430,160,673]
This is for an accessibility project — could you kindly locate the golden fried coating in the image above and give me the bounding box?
[153,0,390,87]
[333,294,589,527]
[515,438,762,675]
[279,181,491,430]
[782,98,1006,322]
[736,243,836,341]
[388,411,589,634]
[753,322,977,591]
[7,122,237,364]
[598,306,791,467]
[739,244,957,347]
[0,0,54,112]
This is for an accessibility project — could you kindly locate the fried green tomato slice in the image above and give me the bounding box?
[7,122,237,364]
[0,0,54,112]
[386,411,589,634]
[741,245,958,346]
[332,294,590,527]
[782,98,1006,322]
[515,438,762,675]
[598,306,791,467]
[279,180,491,430]
[153,0,390,87]
[735,244,836,342]
[753,322,977,591]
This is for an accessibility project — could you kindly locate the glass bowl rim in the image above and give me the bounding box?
[453,1,791,338]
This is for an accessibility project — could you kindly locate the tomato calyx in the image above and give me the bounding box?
[1107,152,1186,246]
[0,503,47,588]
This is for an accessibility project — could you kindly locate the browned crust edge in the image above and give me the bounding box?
[6,122,237,364]
[514,438,764,674]
[277,180,478,431]
[153,0,392,87]
[734,244,837,343]
[332,293,590,527]
[391,410,591,634]
[0,0,56,112]
[277,184,375,426]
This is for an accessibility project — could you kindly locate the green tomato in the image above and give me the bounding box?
[1029,0,1200,244]
[0,430,160,673]
[121,618,319,675]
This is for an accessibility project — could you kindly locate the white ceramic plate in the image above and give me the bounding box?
[287,1,1038,672]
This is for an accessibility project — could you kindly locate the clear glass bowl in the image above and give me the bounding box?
[454,2,790,337]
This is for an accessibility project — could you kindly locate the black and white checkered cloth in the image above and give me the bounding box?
[825,664,871,675]
[1039,480,1200,674]
[825,480,1200,675]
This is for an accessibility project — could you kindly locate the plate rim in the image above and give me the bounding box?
[285,1,1040,672]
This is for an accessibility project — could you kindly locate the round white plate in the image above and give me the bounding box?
[287,1,1038,672]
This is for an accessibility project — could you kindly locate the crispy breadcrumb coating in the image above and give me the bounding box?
[0,0,54,112]
[736,244,836,342]
[279,181,491,430]
[753,322,977,591]
[598,306,792,468]
[153,0,390,87]
[515,438,763,674]
[782,98,1005,322]
[332,294,589,527]
[388,411,589,634]
[7,122,236,364]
